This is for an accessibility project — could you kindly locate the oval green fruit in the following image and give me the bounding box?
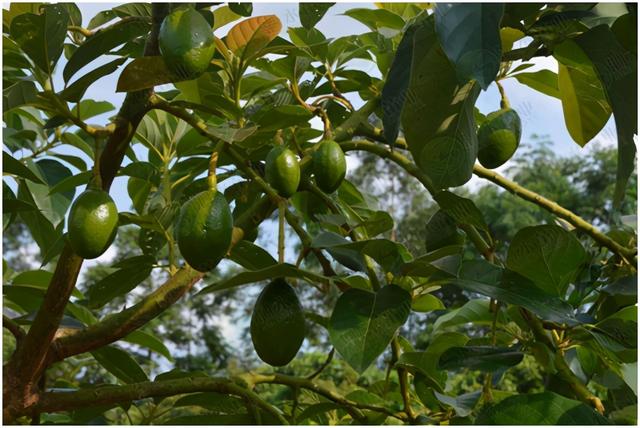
[313,140,346,193]
[425,210,465,252]
[68,189,119,259]
[265,146,300,198]
[477,108,522,169]
[158,7,215,79]
[250,278,305,366]
[176,189,233,272]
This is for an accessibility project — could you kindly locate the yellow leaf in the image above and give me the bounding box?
[225,15,282,55]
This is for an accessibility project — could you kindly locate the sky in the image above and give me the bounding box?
[5,2,622,350]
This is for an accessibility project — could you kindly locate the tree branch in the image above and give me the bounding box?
[473,164,637,264]
[32,377,288,425]
[3,315,25,342]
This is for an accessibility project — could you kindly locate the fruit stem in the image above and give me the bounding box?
[91,136,104,190]
[208,141,224,191]
[278,200,285,263]
[496,80,510,109]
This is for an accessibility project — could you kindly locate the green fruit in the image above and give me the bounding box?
[250,279,305,366]
[425,210,465,252]
[313,140,346,193]
[158,7,215,79]
[68,189,119,259]
[176,189,233,272]
[265,146,300,198]
[477,108,522,169]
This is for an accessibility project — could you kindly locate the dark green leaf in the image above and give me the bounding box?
[329,285,411,373]
[299,3,334,29]
[199,263,328,295]
[71,100,115,121]
[116,56,188,92]
[86,264,153,309]
[47,171,92,195]
[434,190,488,231]
[506,225,587,296]
[91,346,148,384]
[59,58,127,102]
[10,4,69,73]
[434,3,504,89]
[476,392,611,424]
[3,152,45,184]
[123,330,173,361]
[453,261,578,325]
[401,16,480,189]
[227,240,277,270]
[381,15,424,145]
[174,392,246,414]
[438,346,524,371]
[343,8,405,32]
[64,18,150,82]
[433,299,501,332]
[575,25,637,207]
[229,3,253,17]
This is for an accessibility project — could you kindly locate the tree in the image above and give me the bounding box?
[2,2,637,425]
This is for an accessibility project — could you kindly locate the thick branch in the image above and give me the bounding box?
[3,316,25,342]
[49,267,202,361]
[473,164,637,263]
[33,377,287,424]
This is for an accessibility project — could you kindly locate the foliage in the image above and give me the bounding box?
[2,2,637,425]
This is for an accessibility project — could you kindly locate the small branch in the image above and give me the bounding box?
[33,377,288,425]
[473,164,637,264]
[3,315,25,342]
[306,348,335,380]
[392,338,415,422]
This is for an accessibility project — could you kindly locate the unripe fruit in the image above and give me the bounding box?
[158,7,215,80]
[68,189,119,259]
[477,108,522,169]
[250,278,305,366]
[265,146,300,198]
[176,189,233,272]
[313,140,346,193]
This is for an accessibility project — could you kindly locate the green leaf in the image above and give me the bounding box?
[253,105,312,132]
[401,16,480,189]
[476,392,611,424]
[174,392,246,413]
[300,3,335,29]
[17,180,61,258]
[453,260,578,325]
[343,8,405,32]
[396,332,469,392]
[71,100,115,121]
[86,264,153,309]
[434,390,481,418]
[311,231,412,274]
[3,152,44,184]
[434,3,504,89]
[512,70,561,99]
[506,225,587,296]
[411,293,445,312]
[199,263,328,295]
[91,346,148,384]
[329,285,411,373]
[381,14,423,145]
[123,330,173,361]
[10,4,69,73]
[227,240,277,270]
[433,299,500,333]
[47,171,92,196]
[59,58,127,102]
[575,25,637,207]
[25,159,75,225]
[64,17,150,82]
[434,190,488,231]
[554,39,612,147]
[229,3,253,17]
[116,56,189,92]
[438,346,524,371]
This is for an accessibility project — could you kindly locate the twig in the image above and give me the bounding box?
[3,315,25,342]
[306,348,335,380]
